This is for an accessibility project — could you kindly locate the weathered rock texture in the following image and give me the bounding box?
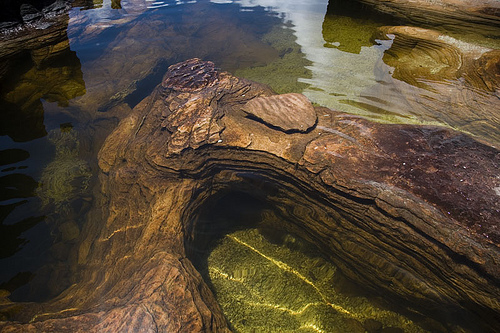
[0,0,73,59]
[242,93,317,133]
[365,25,500,147]
[0,59,499,332]
[357,0,500,38]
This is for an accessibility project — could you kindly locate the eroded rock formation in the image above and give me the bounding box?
[0,59,499,332]
[363,25,500,148]
[357,0,500,38]
[0,0,73,59]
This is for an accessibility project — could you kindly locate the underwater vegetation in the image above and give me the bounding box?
[36,125,91,244]
[208,229,426,333]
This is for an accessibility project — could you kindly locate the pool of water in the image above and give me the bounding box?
[0,0,498,330]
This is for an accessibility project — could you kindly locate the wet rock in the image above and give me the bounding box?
[20,4,43,23]
[342,318,366,333]
[0,0,72,33]
[58,221,80,242]
[369,25,500,147]
[162,58,219,92]
[358,0,500,38]
[0,24,85,142]
[0,0,73,61]
[379,26,498,92]
[242,93,317,133]
[1,58,498,332]
[381,327,404,333]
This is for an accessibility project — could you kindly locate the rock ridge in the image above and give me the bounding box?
[1,58,498,332]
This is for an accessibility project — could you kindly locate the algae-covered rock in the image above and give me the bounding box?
[208,228,427,333]
[58,221,80,241]
[322,15,381,54]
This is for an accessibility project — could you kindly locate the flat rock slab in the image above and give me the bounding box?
[242,93,317,133]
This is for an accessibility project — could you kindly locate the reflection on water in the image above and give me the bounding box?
[0,0,499,328]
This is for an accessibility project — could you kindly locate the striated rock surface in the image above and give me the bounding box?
[0,59,499,332]
[358,0,500,38]
[364,25,500,147]
[242,93,317,133]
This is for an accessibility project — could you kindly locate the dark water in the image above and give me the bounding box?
[0,0,498,330]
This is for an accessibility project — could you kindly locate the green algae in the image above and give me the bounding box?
[234,25,312,94]
[37,127,92,216]
[208,228,427,333]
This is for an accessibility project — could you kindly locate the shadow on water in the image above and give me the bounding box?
[0,149,49,301]
[0,6,86,300]
[186,191,269,273]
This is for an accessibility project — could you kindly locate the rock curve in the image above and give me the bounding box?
[359,0,500,38]
[0,58,499,332]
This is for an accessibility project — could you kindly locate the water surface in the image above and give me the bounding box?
[0,0,498,330]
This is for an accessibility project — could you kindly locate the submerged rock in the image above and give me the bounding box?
[207,228,426,332]
[0,58,498,332]
[0,0,73,58]
[367,25,500,147]
[37,128,92,213]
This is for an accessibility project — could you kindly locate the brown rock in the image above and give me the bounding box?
[369,25,500,147]
[359,0,500,38]
[343,318,366,333]
[1,59,498,333]
[162,58,219,92]
[0,1,72,59]
[364,318,383,332]
[242,93,317,133]
[381,327,404,333]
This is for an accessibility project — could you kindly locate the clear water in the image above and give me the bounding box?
[0,0,498,330]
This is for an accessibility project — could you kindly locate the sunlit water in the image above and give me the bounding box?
[0,0,498,330]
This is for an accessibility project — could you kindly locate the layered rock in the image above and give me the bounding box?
[359,25,500,148]
[0,0,73,59]
[357,0,500,38]
[241,93,317,133]
[0,59,498,332]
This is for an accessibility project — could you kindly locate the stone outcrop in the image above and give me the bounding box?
[242,93,317,133]
[0,0,73,59]
[0,58,498,332]
[362,25,500,148]
[357,0,500,38]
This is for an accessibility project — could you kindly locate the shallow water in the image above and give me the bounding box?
[207,228,428,333]
[0,0,498,330]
